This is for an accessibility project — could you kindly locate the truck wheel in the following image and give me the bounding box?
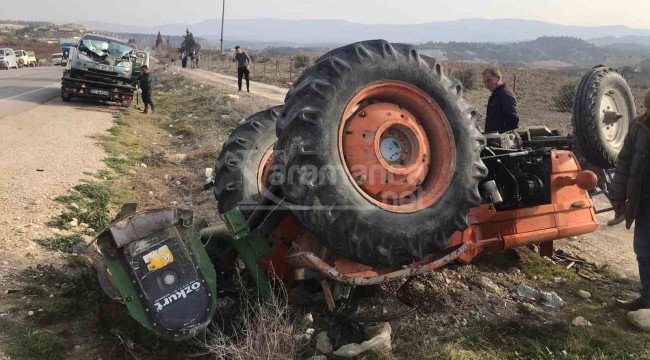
[214,106,282,215]
[121,100,131,108]
[61,91,72,102]
[275,40,487,266]
[573,65,635,168]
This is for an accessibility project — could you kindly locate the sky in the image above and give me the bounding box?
[1,0,649,29]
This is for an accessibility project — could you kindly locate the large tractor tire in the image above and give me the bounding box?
[214,106,282,215]
[274,40,487,266]
[573,65,635,168]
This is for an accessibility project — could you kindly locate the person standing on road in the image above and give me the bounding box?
[233,46,251,93]
[181,51,188,68]
[482,67,520,133]
[137,65,155,114]
[611,90,650,316]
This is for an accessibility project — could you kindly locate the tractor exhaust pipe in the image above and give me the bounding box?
[482,180,503,205]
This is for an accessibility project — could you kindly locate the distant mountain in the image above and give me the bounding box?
[417,36,650,67]
[589,35,650,47]
[83,18,650,45]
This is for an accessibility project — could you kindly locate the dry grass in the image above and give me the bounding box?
[203,278,303,360]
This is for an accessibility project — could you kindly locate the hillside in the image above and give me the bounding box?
[590,35,650,47]
[416,36,650,67]
[83,18,650,44]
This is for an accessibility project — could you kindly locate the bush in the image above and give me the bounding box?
[293,53,311,68]
[554,81,578,112]
[256,55,272,64]
[453,69,476,91]
[204,278,305,360]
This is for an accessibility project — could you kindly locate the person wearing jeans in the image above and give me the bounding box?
[611,90,650,313]
[233,46,251,93]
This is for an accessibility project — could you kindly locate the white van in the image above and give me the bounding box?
[0,48,19,69]
[52,53,64,66]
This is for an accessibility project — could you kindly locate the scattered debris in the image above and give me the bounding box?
[220,115,231,121]
[294,333,311,349]
[578,290,592,299]
[140,163,147,168]
[571,316,592,327]
[627,309,650,331]
[27,310,34,316]
[332,322,392,358]
[478,276,501,294]
[554,277,567,284]
[128,169,137,175]
[68,218,79,228]
[316,331,333,354]
[302,312,314,327]
[507,267,521,275]
[4,289,19,294]
[517,283,564,308]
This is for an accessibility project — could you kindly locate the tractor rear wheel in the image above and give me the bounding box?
[274,40,487,266]
[214,106,282,215]
[573,66,635,168]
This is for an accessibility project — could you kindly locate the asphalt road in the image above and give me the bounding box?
[0,66,65,119]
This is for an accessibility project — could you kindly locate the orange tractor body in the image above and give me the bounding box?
[257,150,598,309]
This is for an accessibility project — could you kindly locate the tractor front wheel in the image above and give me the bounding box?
[213,106,282,216]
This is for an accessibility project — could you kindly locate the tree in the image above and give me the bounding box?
[155,31,163,48]
[166,36,171,46]
[127,38,137,49]
[178,28,200,53]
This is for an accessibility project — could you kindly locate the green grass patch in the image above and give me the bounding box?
[34,234,83,253]
[0,318,67,360]
[49,182,111,231]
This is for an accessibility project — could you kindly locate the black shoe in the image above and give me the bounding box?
[247,89,250,93]
[615,297,649,311]
[238,89,242,92]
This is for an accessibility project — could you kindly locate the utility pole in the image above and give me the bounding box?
[220,0,225,53]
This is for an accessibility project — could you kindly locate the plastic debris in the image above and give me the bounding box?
[332,322,392,358]
[517,283,564,308]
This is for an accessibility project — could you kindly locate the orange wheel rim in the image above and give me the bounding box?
[338,81,456,213]
[257,145,275,195]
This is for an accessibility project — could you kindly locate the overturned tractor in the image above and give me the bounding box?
[94,40,634,340]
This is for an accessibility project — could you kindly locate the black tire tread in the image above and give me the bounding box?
[276,40,486,266]
[572,66,635,168]
[213,106,282,215]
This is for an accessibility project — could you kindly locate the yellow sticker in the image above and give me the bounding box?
[143,245,174,271]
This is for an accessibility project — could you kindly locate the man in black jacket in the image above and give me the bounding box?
[611,90,650,314]
[137,65,155,114]
[482,67,519,133]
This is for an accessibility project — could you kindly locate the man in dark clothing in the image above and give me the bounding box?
[137,65,155,114]
[181,51,187,68]
[611,90,650,317]
[483,67,519,133]
[233,46,251,93]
